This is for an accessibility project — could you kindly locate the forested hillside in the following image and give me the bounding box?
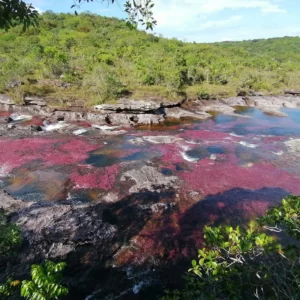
[0,12,299,106]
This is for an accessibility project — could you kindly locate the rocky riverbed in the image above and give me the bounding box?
[1,95,300,299]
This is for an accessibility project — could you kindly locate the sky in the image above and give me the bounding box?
[30,0,300,43]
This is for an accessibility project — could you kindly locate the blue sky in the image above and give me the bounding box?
[31,0,300,42]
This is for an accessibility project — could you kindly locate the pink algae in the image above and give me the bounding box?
[0,111,10,117]
[180,161,300,197]
[71,164,119,190]
[0,137,99,172]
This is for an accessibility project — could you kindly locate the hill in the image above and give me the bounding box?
[0,12,299,106]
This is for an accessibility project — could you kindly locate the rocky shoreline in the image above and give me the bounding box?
[1,94,300,130]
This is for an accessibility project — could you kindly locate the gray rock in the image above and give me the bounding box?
[105,113,164,125]
[120,166,178,193]
[6,80,24,88]
[8,113,32,122]
[164,107,210,120]
[249,91,264,97]
[94,99,183,113]
[24,96,47,107]
[0,94,14,105]
[284,89,300,95]
[131,114,164,125]
[86,112,108,124]
[52,110,86,122]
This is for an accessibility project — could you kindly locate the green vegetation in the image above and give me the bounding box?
[163,196,300,300]
[0,261,68,299]
[0,209,22,258]
[0,0,155,30]
[0,13,299,106]
[0,210,68,299]
[20,261,68,300]
[0,0,38,30]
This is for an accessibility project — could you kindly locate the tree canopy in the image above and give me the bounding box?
[0,0,156,30]
[1,13,299,105]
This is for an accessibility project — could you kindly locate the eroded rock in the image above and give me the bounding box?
[121,166,178,193]
[94,98,183,113]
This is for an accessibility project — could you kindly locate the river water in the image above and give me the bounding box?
[1,107,300,298]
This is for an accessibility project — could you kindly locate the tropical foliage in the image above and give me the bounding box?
[0,261,68,299]
[0,13,299,105]
[21,261,68,300]
[163,196,300,300]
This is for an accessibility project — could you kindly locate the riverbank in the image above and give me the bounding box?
[1,93,300,133]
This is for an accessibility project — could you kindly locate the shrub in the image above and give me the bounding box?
[21,261,68,300]
[83,64,124,104]
[0,261,68,299]
[163,196,300,300]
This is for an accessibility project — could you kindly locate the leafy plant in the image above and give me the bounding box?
[0,261,68,299]
[0,278,21,297]
[21,261,68,300]
[163,197,300,300]
[260,195,300,239]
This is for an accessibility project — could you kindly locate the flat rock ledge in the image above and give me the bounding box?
[1,94,300,126]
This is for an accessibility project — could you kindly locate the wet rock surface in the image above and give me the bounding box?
[1,97,300,299]
[1,94,300,127]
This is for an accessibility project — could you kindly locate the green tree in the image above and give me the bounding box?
[0,0,156,30]
[0,0,38,30]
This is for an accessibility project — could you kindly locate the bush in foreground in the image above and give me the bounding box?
[163,196,300,300]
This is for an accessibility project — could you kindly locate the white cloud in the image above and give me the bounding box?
[153,0,286,30]
[149,0,288,42]
[196,15,243,31]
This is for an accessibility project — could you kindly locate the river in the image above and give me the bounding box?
[1,107,300,298]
